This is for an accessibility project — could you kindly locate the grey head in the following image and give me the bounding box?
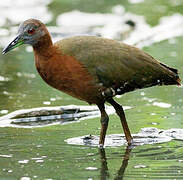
[2,19,47,54]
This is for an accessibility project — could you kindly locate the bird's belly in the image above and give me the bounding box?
[44,72,102,104]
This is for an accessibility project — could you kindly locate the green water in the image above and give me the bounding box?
[0,0,183,179]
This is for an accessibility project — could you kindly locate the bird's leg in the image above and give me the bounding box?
[97,103,109,148]
[107,98,133,146]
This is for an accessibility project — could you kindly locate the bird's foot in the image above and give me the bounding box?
[126,139,136,149]
[98,143,105,149]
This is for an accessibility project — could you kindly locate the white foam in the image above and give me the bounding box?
[153,102,172,108]
[0,0,52,26]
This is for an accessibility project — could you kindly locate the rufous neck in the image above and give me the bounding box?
[33,33,53,57]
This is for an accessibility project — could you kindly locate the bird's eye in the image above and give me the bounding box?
[27,28,35,35]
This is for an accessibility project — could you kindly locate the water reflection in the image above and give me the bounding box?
[99,147,131,180]
[99,148,109,180]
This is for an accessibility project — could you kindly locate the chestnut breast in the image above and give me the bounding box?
[34,47,103,104]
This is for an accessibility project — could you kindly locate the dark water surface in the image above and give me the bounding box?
[0,0,183,179]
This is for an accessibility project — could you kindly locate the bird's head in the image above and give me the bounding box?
[2,19,47,54]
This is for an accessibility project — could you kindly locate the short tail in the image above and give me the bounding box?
[176,77,181,86]
[160,62,181,86]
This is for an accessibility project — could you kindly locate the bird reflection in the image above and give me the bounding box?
[99,146,132,180]
[99,148,110,179]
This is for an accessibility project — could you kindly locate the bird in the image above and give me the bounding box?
[2,19,181,147]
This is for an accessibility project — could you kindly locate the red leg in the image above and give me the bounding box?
[97,103,109,147]
[107,98,133,145]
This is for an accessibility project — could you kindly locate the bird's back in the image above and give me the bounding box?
[54,36,180,95]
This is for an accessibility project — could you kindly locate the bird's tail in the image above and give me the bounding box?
[176,77,181,86]
[160,63,181,86]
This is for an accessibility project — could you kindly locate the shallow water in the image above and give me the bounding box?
[0,0,183,179]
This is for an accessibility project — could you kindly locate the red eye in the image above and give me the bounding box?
[28,28,35,35]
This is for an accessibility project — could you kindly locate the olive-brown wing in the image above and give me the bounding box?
[55,36,180,94]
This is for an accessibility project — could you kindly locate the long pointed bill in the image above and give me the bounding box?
[2,34,24,54]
